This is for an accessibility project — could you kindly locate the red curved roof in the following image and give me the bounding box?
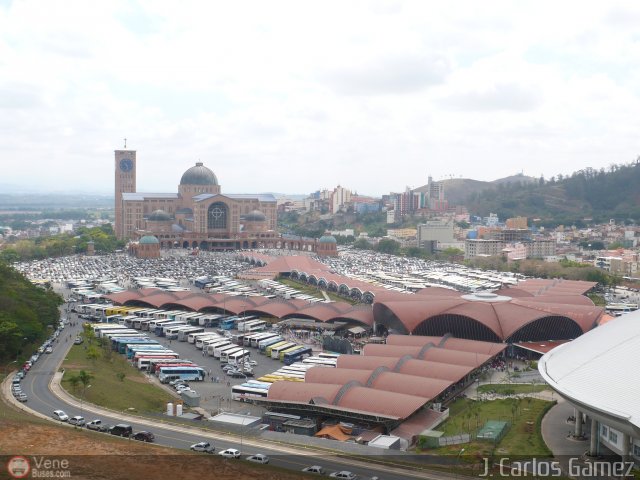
[374,290,604,341]
[386,334,506,356]
[173,296,218,311]
[363,344,490,367]
[338,386,426,419]
[105,290,143,304]
[267,381,342,404]
[330,309,374,326]
[305,367,372,385]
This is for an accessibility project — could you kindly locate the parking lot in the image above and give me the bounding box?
[140,327,297,417]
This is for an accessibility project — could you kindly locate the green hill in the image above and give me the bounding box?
[0,262,63,363]
[454,161,640,225]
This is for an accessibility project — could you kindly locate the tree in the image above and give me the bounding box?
[77,370,93,390]
[67,374,81,393]
[116,372,126,382]
[376,239,401,254]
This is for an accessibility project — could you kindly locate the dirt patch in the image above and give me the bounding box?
[0,417,304,480]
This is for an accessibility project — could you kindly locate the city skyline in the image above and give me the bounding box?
[2,1,640,196]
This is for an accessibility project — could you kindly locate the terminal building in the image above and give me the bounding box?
[539,310,640,464]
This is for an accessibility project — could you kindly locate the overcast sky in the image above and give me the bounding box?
[2,0,640,196]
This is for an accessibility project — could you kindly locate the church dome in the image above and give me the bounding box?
[148,209,172,221]
[244,210,266,222]
[319,234,337,244]
[139,235,160,245]
[180,162,218,186]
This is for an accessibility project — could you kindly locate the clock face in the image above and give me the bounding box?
[120,158,133,172]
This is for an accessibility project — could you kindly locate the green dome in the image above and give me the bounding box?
[319,235,337,244]
[244,210,266,222]
[139,235,160,245]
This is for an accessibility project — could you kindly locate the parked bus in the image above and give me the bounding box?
[220,347,245,364]
[231,384,270,401]
[165,324,192,340]
[205,339,231,356]
[148,359,194,373]
[188,332,214,344]
[231,333,245,346]
[158,366,205,383]
[245,320,267,333]
[157,321,187,336]
[302,357,337,367]
[283,346,313,365]
[219,317,237,330]
[148,319,173,332]
[135,354,180,369]
[154,362,198,375]
[214,343,242,359]
[270,342,297,360]
[227,349,251,366]
[177,327,204,341]
[242,332,267,347]
[132,350,177,363]
[318,352,341,360]
[250,333,279,348]
[127,345,171,359]
[258,336,285,353]
[195,334,222,349]
[264,341,289,357]
[113,338,158,354]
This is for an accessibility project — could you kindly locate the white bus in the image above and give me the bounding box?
[148,319,174,331]
[270,342,297,359]
[231,384,270,401]
[220,347,245,364]
[236,317,258,332]
[251,333,280,348]
[195,334,222,349]
[158,321,187,336]
[165,324,192,340]
[227,349,251,366]
[239,320,266,333]
[158,366,205,383]
[242,332,269,347]
[214,343,242,359]
[188,332,214,344]
[205,339,231,356]
[177,327,205,341]
[147,358,194,373]
[302,357,337,367]
[136,354,180,370]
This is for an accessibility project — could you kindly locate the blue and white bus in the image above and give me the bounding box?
[231,383,270,401]
[220,317,237,330]
[283,346,313,365]
[258,336,284,353]
[158,366,205,383]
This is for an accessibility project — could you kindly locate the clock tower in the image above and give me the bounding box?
[114,148,137,240]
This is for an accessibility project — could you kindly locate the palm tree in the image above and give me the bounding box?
[67,374,80,393]
[78,370,93,389]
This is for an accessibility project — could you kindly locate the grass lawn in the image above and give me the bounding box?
[430,397,554,458]
[477,383,551,395]
[278,278,358,304]
[61,343,174,413]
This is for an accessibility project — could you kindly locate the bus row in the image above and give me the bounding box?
[89,324,206,384]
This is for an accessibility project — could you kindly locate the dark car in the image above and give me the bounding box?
[109,424,133,437]
[131,431,155,442]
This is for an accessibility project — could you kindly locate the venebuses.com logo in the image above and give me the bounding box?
[6,456,30,479]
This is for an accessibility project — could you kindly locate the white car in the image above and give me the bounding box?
[190,441,215,453]
[218,448,241,459]
[246,453,269,464]
[53,410,69,421]
[329,472,357,480]
[45,346,53,354]
[69,416,85,426]
[302,466,326,475]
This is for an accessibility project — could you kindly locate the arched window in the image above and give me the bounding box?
[207,202,228,229]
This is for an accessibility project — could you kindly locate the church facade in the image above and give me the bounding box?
[114,149,283,250]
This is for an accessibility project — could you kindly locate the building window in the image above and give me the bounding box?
[633,444,640,458]
[609,430,618,444]
[601,425,608,437]
[207,202,228,230]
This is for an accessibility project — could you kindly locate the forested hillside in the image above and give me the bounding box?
[461,160,640,225]
[0,262,62,363]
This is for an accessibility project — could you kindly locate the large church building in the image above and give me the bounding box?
[114,148,281,250]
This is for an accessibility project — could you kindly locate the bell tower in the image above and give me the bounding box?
[114,140,137,240]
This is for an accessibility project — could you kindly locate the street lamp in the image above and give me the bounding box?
[455,447,465,478]
[80,384,92,419]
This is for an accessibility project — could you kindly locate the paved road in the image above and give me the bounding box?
[5,307,459,480]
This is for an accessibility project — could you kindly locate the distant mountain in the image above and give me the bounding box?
[455,162,640,225]
[416,173,538,206]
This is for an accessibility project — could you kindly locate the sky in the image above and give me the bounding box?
[2,0,640,196]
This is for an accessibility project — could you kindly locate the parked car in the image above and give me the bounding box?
[109,424,133,437]
[131,431,155,442]
[52,410,69,422]
[69,416,86,426]
[329,471,357,479]
[45,346,53,354]
[15,393,28,402]
[218,448,241,459]
[302,466,326,475]
[86,419,109,432]
[74,337,83,345]
[190,441,215,453]
[246,453,269,464]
